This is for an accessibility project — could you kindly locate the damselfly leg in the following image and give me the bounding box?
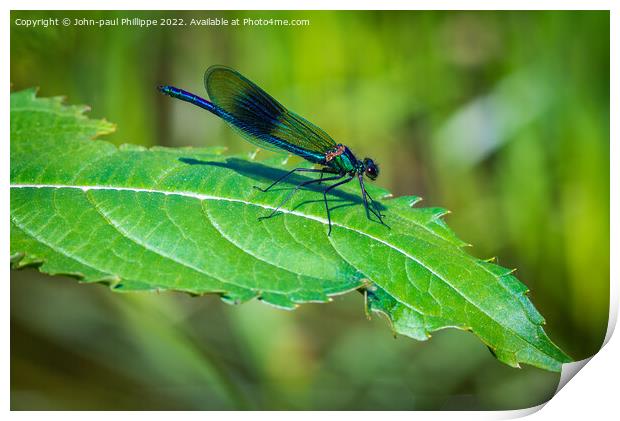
[253,167,338,192]
[322,176,354,235]
[257,174,345,222]
[358,174,389,228]
[364,188,385,218]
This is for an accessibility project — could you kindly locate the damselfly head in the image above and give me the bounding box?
[363,158,379,180]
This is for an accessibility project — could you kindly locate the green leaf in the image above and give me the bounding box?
[10,89,572,371]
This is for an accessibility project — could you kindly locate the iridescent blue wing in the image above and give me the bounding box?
[204,65,336,163]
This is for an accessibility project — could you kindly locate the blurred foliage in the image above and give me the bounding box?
[10,10,609,410]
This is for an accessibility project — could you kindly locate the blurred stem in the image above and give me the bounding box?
[109,293,250,409]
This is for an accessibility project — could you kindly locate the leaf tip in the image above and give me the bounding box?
[96,119,117,137]
[249,148,260,160]
[430,208,451,220]
[409,196,423,207]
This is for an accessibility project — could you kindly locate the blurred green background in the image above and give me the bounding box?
[10,10,609,410]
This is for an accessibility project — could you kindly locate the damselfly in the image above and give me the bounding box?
[159,66,387,235]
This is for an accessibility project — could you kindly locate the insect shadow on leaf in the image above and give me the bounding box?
[178,157,385,220]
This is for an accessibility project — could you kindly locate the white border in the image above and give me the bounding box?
[4,1,617,419]
[2,0,617,10]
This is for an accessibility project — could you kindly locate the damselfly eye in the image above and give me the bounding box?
[364,158,379,180]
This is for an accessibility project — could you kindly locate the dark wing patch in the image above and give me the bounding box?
[204,66,336,161]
